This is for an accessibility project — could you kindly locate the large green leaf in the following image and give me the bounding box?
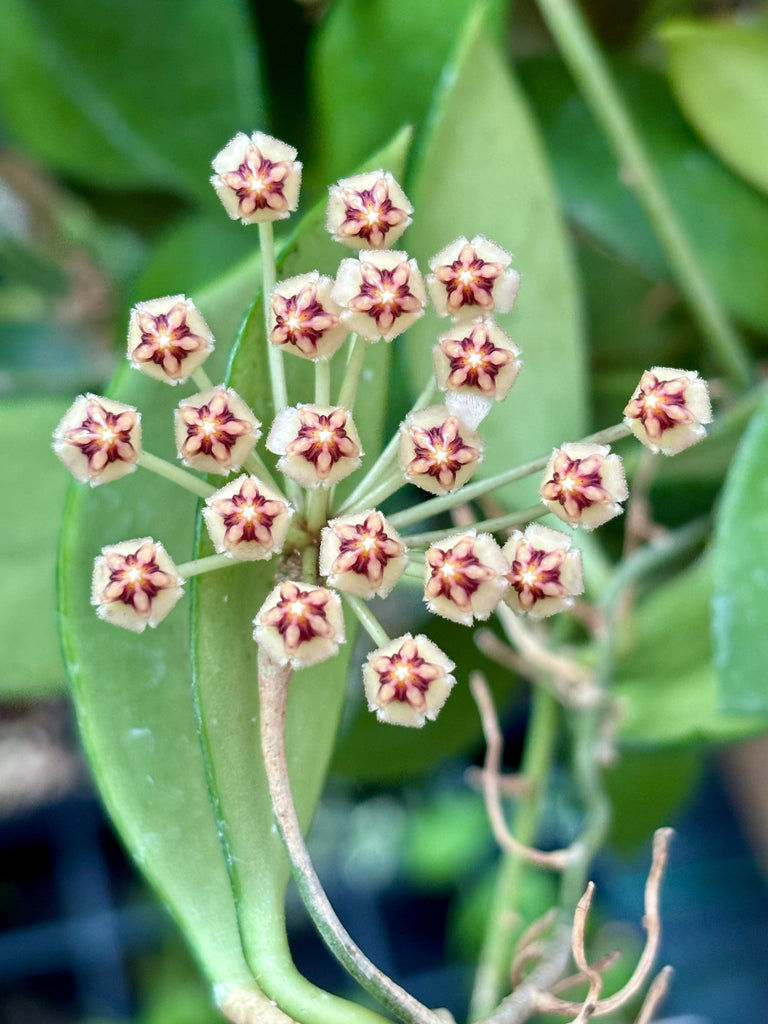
[1,397,69,697]
[310,0,500,187]
[660,19,768,197]
[712,390,768,714]
[190,131,411,1024]
[403,7,586,510]
[614,558,768,746]
[58,363,255,991]
[0,0,262,198]
[519,57,768,332]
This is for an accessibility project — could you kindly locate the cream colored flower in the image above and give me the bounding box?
[53,394,141,486]
[254,582,344,669]
[434,318,521,402]
[503,524,583,618]
[540,443,628,530]
[174,387,260,475]
[127,295,214,383]
[269,272,347,360]
[427,236,520,319]
[326,171,412,249]
[319,510,407,599]
[332,250,426,341]
[211,131,301,224]
[203,476,292,561]
[623,368,712,455]
[363,634,456,728]
[91,538,183,632]
[266,405,362,489]
[399,406,484,495]
[424,531,508,625]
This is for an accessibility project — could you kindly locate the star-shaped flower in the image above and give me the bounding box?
[503,524,583,618]
[91,538,183,632]
[326,171,412,250]
[269,272,347,360]
[204,475,292,561]
[427,236,520,319]
[127,295,214,383]
[254,581,345,669]
[211,132,302,224]
[623,367,712,455]
[319,510,407,599]
[424,531,508,625]
[174,386,260,475]
[54,394,141,486]
[333,250,426,341]
[267,405,362,489]
[399,406,484,495]
[363,634,456,728]
[434,318,521,401]
[540,443,628,530]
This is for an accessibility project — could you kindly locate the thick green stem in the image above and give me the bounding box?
[315,358,332,406]
[469,687,560,1020]
[258,654,444,1024]
[176,552,235,577]
[337,334,367,412]
[536,0,752,389]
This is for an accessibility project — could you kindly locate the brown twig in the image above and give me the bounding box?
[470,673,577,871]
[567,883,603,1023]
[510,908,558,986]
[258,651,447,1024]
[534,828,674,1019]
[550,951,621,995]
[634,966,673,1024]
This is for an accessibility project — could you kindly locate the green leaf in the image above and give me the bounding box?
[310,0,497,187]
[0,0,262,198]
[404,7,586,509]
[615,558,768,746]
[189,130,411,1024]
[1,397,69,696]
[58,366,254,989]
[712,390,768,714]
[519,57,768,332]
[660,19,768,197]
[605,748,702,852]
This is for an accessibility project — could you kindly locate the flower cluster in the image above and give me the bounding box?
[54,130,713,729]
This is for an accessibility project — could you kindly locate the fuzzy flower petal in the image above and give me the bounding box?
[254,581,344,669]
[127,295,214,383]
[623,367,712,455]
[91,538,183,632]
[332,250,426,342]
[266,404,362,489]
[434,318,521,402]
[326,170,412,250]
[53,394,142,486]
[503,524,583,618]
[319,510,408,599]
[540,443,628,530]
[203,475,292,561]
[399,406,484,495]
[363,634,456,728]
[427,236,520,319]
[174,386,260,475]
[211,132,301,224]
[424,531,509,625]
[269,272,347,360]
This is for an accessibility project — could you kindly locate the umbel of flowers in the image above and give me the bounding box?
[53,129,713,727]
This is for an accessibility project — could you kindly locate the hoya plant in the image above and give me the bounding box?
[36,0,768,1022]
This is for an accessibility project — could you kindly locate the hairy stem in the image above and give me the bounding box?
[258,653,446,1024]
[536,0,752,389]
